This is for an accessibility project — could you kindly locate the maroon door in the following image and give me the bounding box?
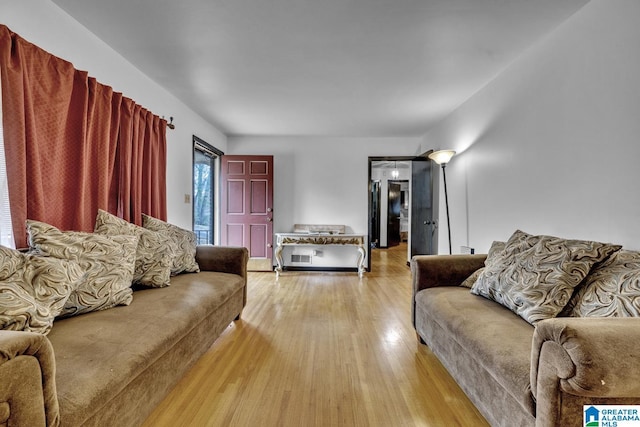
[221,155,274,271]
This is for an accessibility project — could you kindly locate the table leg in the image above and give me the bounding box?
[275,243,284,279]
[357,244,366,278]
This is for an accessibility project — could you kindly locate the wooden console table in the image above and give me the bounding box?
[274,232,367,279]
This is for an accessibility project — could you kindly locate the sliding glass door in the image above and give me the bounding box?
[193,136,223,245]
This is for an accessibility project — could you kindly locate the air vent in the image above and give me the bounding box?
[291,254,312,264]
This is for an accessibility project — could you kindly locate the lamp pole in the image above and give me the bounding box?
[441,163,452,255]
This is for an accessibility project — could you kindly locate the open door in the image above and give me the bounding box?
[387,181,402,247]
[220,155,274,271]
[370,180,381,248]
[410,156,437,257]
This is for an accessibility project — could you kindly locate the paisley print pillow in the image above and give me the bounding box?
[0,245,84,334]
[95,210,173,288]
[26,220,138,317]
[461,240,507,288]
[569,250,640,317]
[485,230,536,268]
[471,230,621,324]
[142,214,200,275]
[461,267,483,288]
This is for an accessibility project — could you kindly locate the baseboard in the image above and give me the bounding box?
[281,266,359,273]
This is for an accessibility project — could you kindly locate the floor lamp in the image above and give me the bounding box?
[427,150,456,255]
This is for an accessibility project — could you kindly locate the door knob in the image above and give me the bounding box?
[267,218,272,222]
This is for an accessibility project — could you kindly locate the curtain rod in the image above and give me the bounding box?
[163,116,175,130]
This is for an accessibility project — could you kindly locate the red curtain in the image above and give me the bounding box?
[0,25,167,248]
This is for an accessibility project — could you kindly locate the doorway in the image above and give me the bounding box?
[370,180,381,248]
[193,136,223,245]
[387,180,407,248]
[368,155,437,271]
[369,160,411,249]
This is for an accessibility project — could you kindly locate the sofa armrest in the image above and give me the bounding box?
[196,245,249,308]
[531,317,640,426]
[410,254,486,327]
[0,330,59,427]
[196,245,249,277]
[410,254,487,293]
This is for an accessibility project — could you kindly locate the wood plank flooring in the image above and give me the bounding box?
[142,244,489,427]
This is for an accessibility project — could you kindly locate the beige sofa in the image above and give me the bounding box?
[0,245,248,427]
[411,251,640,427]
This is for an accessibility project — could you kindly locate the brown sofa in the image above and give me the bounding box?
[0,245,248,427]
[412,254,640,427]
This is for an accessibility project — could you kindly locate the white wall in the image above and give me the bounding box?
[227,136,422,266]
[421,0,640,254]
[1,1,227,229]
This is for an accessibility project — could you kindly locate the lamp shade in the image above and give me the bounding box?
[428,150,456,165]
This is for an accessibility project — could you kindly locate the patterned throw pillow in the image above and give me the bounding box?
[568,250,640,317]
[470,230,621,325]
[26,220,138,317]
[460,240,506,288]
[0,245,84,334]
[485,230,535,268]
[461,268,483,288]
[142,214,200,275]
[94,210,173,288]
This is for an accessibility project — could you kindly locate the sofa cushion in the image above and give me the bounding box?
[26,220,138,317]
[471,230,621,324]
[568,250,640,317]
[47,271,244,425]
[142,214,200,275]
[415,286,535,416]
[0,246,84,334]
[94,210,173,288]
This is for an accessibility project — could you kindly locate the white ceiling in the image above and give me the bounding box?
[51,0,588,137]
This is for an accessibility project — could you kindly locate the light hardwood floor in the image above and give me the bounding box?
[143,244,489,427]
